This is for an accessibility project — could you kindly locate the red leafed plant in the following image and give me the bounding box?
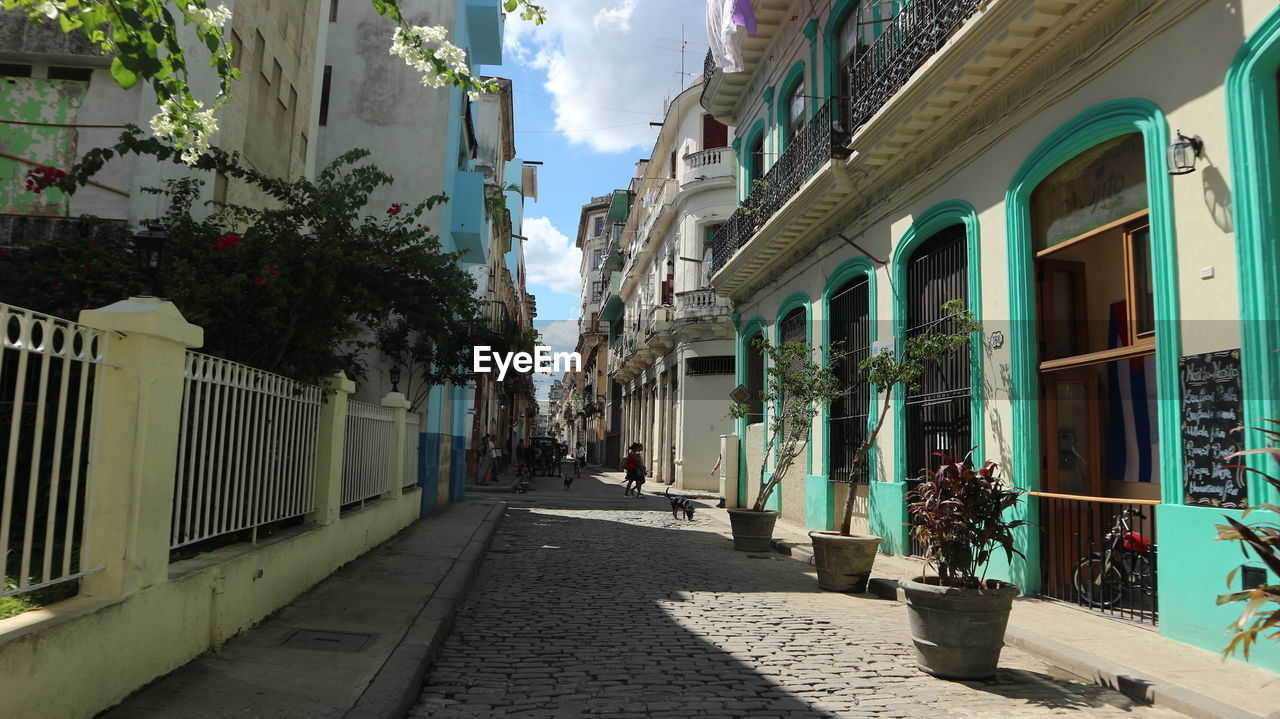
[1216,420,1280,659]
[907,451,1027,587]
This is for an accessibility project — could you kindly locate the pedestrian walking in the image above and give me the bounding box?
[515,438,526,476]
[623,443,647,497]
[475,435,494,486]
[486,434,500,484]
[553,442,564,477]
[574,443,586,478]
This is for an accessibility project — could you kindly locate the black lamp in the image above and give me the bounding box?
[389,366,401,393]
[1167,130,1204,175]
[132,223,169,297]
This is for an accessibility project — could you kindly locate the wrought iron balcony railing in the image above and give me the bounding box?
[846,0,982,136]
[703,48,716,85]
[710,98,850,274]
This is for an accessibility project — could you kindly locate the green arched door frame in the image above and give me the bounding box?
[777,61,807,153]
[886,200,984,555]
[742,118,768,200]
[770,293,813,515]
[1004,99,1181,592]
[736,317,767,506]
[1227,7,1280,504]
[818,258,879,532]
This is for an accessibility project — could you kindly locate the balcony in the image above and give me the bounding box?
[679,147,735,189]
[710,99,850,275]
[673,288,734,340]
[710,0,1072,296]
[844,0,983,136]
[699,0,794,124]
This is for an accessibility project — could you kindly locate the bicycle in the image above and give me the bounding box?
[1071,507,1156,609]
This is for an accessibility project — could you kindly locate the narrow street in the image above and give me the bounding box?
[411,471,1184,719]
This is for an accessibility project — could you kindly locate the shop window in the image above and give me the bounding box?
[1031,131,1159,500]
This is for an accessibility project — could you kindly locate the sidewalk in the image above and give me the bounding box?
[98,500,506,719]
[690,499,1280,719]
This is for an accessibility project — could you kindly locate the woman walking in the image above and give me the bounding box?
[623,442,647,497]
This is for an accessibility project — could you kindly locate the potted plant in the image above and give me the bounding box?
[811,300,982,592]
[1216,422,1280,659]
[901,453,1027,679]
[728,337,841,551]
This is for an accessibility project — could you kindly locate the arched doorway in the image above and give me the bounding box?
[1029,131,1160,621]
[902,224,971,556]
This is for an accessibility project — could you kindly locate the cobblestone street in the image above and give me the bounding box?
[411,473,1185,719]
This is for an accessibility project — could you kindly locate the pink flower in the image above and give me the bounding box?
[387,203,403,216]
[24,165,68,194]
[214,233,241,251]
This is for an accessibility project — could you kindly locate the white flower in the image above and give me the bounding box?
[149,97,220,165]
[39,1,67,20]
[183,2,233,32]
[389,25,475,91]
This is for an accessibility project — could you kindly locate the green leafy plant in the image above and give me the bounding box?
[835,299,982,535]
[908,452,1027,587]
[1216,421,1280,659]
[3,135,483,388]
[730,337,841,512]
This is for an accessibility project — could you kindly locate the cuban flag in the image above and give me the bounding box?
[1105,300,1158,483]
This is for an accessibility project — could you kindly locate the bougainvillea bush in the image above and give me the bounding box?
[1,139,482,387]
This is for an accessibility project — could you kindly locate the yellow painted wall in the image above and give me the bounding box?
[0,492,419,719]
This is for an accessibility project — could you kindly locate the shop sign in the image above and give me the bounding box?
[1032,133,1147,250]
[1180,349,1247,508]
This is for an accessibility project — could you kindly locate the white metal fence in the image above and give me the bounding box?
[171,352,324,549]
[404,413,421,489]
[342,400,395,505]
[1,304,110,597]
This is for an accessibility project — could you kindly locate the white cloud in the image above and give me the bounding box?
[504,0,707,153]
[523,216,582,296]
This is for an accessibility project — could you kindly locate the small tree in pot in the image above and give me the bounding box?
[901,454,1027,679]
[728,337,841,551]
[812,300,982,592]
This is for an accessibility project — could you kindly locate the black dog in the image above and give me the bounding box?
[563,472,573,491]
[665,488,696,520]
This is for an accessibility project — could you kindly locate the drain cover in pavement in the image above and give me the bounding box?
[280,629,374,653]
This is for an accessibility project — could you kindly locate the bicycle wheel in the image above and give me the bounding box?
[1073,553,1125,608]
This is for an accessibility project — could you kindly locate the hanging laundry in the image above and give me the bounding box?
[706,0,757,74]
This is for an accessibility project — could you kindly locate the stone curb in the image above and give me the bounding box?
[702,510,1265,719]
[342,501,506,719]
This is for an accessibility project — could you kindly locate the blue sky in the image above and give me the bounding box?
[476,0,709,397]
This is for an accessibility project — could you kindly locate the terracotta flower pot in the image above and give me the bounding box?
[727,508,777,552]
[900,576,1019,680]
[808,531,882,592]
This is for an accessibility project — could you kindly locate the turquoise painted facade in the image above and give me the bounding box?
[715,0,1280,674]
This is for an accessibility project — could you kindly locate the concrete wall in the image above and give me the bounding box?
[0,495,418,719]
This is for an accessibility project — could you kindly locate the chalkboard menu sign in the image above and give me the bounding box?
[1181,349,1247,508]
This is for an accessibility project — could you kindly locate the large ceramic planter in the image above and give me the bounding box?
[808,531,882,592]
[727,509,777,552]
[900,576,1019,680]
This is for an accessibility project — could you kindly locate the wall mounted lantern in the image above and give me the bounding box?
[389,366,402,393]
[1167,130,1204,175]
